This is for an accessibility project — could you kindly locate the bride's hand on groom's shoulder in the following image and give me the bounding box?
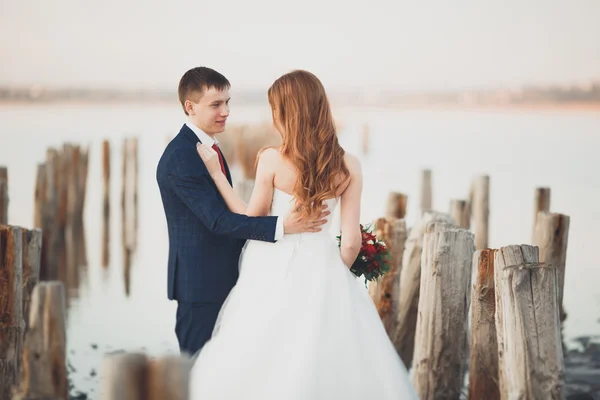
[196,143,222,178]
[283,205,330,234]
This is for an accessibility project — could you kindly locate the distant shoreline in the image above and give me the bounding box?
[1,99,599,113]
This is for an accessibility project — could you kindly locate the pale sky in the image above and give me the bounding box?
[1,0,599,91]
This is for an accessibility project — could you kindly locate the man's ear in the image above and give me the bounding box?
[185,100,195,116]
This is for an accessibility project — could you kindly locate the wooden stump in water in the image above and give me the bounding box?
[101,353,193,400]
[385,192,408,219]
[21,229,42,333]
[450,199,470,229]
[533,211,570,324]
[0,167,8,224]
[0,225,23,400]
[494,245,564,399]
[14,281,67,400]
[420,169,432,215]
[468,249,500,400]
[470,175,490,250]
[411,222,475,399]
[532,187,551,241]
[396,211,454,368]
[369,218,407,340]
[102,140,111,268]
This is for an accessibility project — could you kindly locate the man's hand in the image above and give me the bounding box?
[283,204,331,234]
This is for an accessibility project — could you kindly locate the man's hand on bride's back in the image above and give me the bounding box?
[283,205,330,234]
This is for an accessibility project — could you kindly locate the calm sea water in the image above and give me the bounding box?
[1,103,599,396]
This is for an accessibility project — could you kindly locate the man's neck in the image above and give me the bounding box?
[186,121,217,144]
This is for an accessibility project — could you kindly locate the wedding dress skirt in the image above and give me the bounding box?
[189,189,418,399]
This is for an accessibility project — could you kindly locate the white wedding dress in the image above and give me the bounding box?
[189,188,418,399]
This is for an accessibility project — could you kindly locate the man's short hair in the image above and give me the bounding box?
[178,67,231,115]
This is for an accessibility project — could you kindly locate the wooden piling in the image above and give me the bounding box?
[450,199,470,229]
[370,218,407,339]
[122,138,138,254]
[411,222,475,399]
[38,149,60,281]
[494,245,564,399]
[102,140,111,268]
[33,165,46,231]
[0,225,23,400]
[385,192,408,219]
[14,281,67,400]
[470,175,490,250]
[533,212,570,324]
[101,353,193,400]
[0,167,8,224]
[132,138,139,251]
[21,229,42,332]
[468,249,500,400]
[74,145,89,268]
[420,169,432,215]
[395,211,454,368]
[532,187,551,241]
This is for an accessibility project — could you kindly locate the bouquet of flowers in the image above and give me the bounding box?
[337,223,391,284]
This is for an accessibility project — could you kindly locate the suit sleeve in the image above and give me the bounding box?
[168,156,278,242]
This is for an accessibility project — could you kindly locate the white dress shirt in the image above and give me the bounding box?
[186,122,284,240]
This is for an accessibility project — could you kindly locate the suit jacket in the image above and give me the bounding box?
[157,124,277,303]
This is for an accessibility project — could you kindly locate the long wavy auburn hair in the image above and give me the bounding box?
[267,70,350,219]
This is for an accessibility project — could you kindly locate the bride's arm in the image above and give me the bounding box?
[196,144,247,214]
[196,144,276,217]
[245,148,277,217]
[339,154,363,268]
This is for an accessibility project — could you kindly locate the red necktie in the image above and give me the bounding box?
[211,143,227,176]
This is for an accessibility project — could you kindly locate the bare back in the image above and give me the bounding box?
[271,150,353,199]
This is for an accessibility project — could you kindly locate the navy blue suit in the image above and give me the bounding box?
[157,124,277,355]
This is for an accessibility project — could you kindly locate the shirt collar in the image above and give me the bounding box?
[185,122,219,146]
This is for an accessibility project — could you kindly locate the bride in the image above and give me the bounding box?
[189,70,418,399]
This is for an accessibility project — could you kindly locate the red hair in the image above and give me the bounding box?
[267,70,349,218]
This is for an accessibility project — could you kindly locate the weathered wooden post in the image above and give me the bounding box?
[494,245,564,399]
[450,199,470,229]
[533,211,570,325]
[470,175,490,250]
[385,192,408,219]
[33,165,46,231]
[132,138,139,251]
[420,169,432,215]
[101,353,193,400]
[532,187,551,241]
[14,281,67,400]
[74,145,89,268]
[102,140,111,268]
[370,218,407,340]
[0,167,8,224]
[395,211,454,368]
[468,249,500,400]
[21,229,42,332]
[38,149,60,281]
[0,225,23,399]
[411,221,475,399]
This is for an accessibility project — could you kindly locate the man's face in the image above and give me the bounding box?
[186,87,230,135]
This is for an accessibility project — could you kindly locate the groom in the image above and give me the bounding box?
[157,67,329,356]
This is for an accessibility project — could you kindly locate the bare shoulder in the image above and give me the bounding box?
[343,152,362,176]
[256,147,282,173]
